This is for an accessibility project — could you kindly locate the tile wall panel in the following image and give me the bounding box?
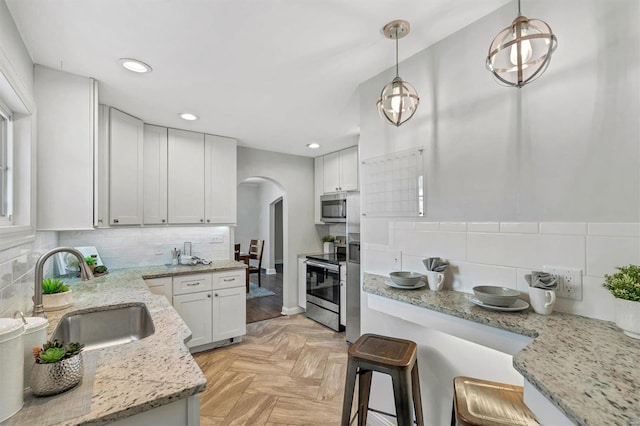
[364,221,640,321]
[0,232,58,318]
[466,233,585,270]
[59,227,231,269]
[586,236,640,277]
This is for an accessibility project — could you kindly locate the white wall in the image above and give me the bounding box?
[235,183,260,251]
[358,0,640,423]
[258,181,283,271]
[0,1,55,319]
[58,226,231,269]
[237,147,323,313]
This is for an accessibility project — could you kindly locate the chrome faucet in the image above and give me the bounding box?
[33,247,94,318]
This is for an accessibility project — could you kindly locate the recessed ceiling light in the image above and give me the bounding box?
[179,113,199,121]
[120,58,152,73]
[307,143,320,149]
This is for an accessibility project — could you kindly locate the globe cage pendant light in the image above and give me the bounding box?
[376,20,420,127]
[486,0,557,87]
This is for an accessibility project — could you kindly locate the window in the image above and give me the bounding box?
[0,103,11,226]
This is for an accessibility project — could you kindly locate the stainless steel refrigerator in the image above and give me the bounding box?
[346,192,361,344]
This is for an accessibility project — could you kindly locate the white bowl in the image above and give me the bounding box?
[389,271,423,286]
[473,286,520,307]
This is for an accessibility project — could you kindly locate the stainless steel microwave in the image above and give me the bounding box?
[321,193,346,222]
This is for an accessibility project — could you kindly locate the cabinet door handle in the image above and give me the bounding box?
[214,293,218,297]
[200,219,204,223]
[162,219,166,223]
[207,219,211,223]
[186,282,200,287]
[113,219,119,224]
[207,294,211,298]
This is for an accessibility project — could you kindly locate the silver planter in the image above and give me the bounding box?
[30,353,84,397]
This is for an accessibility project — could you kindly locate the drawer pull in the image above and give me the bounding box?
[223,278,236,282]
[186,282,200,287]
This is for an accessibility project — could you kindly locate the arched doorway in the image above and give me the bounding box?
[236,177,286,322]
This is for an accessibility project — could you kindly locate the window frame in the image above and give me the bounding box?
[0,101,13,226]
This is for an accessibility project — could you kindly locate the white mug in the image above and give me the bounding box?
[529,287,556,315]
[180,255,193,265]
[425,271,444,291]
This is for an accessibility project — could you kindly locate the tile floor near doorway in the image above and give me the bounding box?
[194,314,349,425]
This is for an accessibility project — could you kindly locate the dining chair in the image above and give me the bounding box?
[248,239,265,287]
[234,243,241,261]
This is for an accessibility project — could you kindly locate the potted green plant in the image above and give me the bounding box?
[30,340,85,396]
[322,235,335,254]
[84,255,97,273]
[603,264,640,339]
[42,278,72,312]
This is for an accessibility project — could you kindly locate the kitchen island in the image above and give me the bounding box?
[7,260,246,426]
[363,273,640,426]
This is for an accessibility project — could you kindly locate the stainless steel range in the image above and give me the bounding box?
[305,253,344,332]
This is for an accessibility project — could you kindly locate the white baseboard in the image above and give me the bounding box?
[282,306,304,315]
[266,268,276,275]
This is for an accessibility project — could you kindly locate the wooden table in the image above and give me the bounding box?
[237,253,250,293]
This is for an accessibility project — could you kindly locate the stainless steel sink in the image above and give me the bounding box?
[51,303,155,351]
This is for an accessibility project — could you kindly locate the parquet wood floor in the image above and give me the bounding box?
[246,265,284,324]
[194,314,351,425]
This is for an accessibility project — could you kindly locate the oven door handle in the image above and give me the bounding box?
[306,260,340,272]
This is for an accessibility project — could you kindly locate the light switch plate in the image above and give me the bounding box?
[542,266,583,301]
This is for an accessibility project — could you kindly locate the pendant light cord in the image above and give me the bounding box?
[517,0,521,16]
[395,27,399,78]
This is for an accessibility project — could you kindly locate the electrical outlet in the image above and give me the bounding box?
[542,266,583,301]
[154,244,163,255]
[212,234,224,243]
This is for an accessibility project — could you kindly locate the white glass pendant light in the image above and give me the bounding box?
[486,0,557,87]
[377,20,420,127]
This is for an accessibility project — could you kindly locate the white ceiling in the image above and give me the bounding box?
[6,0,508,157]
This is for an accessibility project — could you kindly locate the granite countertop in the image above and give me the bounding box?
[9,260,246,426]
[363,273,640,426]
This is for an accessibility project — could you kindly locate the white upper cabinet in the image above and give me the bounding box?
[321,146,359,194]
[204,134,237,224]
[339,146,359,191]
[109,108,144,225]
[35,66,96,230]
[143,124,168,225]
[168,129,205,224]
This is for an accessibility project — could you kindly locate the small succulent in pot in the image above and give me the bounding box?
[31,340,85,396]
[42,278,69,294]
[33,339,84,364]
[322,235,335,243]
[603,264,640,301]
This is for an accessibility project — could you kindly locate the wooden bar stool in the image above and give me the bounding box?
[451,376,540,426]
[341,333,423,426]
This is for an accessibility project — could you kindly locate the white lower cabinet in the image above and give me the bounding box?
[144,277,172,302]
[171,270,245,352]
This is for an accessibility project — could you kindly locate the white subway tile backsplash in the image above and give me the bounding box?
[588,223,640,237]
[394,221,416,230]
[499,222,539,234]
[394,229,466,260]
[553,276,614,321]
[59,227,231,269]
[415,222,439,232]
[450,262,518,293]
[365,220,639,322]
[539,222,587,235]
[467,233,585,270]
[439,222,467,232]
[586,236,640,277]
[468,222,500,232]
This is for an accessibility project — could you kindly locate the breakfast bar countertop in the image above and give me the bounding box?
[363,272,640,426]
[7,260,246,426]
